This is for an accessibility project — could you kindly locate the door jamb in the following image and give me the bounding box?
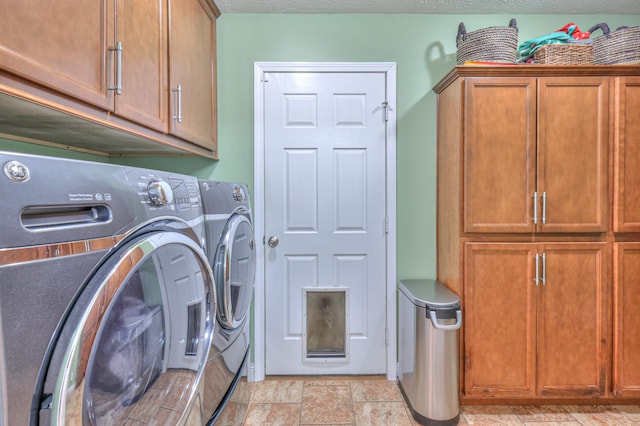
[252,62,397,381]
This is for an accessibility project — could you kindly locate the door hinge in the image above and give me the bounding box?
[384,216,389,234]
[382,101,390,122]
[385,326,389,345]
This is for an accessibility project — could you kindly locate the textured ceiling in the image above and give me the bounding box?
[214,0,640,14]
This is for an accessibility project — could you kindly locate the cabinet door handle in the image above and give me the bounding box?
[534,253,540,286]
[533,192,538,224]
[541,253,546,285]
[172,84,183,123]
[541,192,547,224]
[108,41,123,95]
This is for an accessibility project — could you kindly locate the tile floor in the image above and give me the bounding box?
[238,376,640,425]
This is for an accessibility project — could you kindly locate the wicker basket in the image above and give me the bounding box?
[534,43,594,65]
[588,23,640,65]
[456,19,519,65]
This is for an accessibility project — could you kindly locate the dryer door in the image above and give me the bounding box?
[43,231,214,426]
[214,213,255,330]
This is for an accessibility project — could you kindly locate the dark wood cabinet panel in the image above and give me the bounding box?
[537,78,608,233]
[464,76,608,234]
[613,243,640,397]
[0,0,112,109]
[613,78,640,232]
[168,0,217,150]
[464,78,537,234]
[464,243,536,397]
[464,242,607,398]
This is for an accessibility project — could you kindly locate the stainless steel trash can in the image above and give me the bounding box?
[398,279,461,426]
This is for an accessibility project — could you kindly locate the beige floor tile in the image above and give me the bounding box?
[522,422,581,426]
[244,403,301,425]
[461,405,523,425]
[510,405,575,422]
[251,380,304,403]
[301,384,355,424]
[562,405,637,425]
[303,378,351,387]
[350,379,403,402]
[353,401,413,425]
[613,404,640,422]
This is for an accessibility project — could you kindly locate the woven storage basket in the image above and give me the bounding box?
[588,23,640,64]
[456,18,519,65]
[534,43,594,65]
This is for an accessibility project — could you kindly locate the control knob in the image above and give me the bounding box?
[147,179,174,206]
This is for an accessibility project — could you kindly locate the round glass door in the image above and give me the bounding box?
[50,231,214,425]
[214,213,255,330]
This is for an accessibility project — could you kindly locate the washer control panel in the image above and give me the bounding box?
[147,179,174,206]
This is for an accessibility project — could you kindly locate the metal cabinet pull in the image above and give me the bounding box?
[533,192,538,224]
[108,41,123,95]
[541,253,546,285]
[534,253,540,286]
[172,84,183,123]
[541,192,547,224]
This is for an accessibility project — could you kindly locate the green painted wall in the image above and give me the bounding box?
[1,13,638,283]
[214,13,639,282]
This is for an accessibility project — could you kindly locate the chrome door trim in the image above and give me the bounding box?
[214,213,255,330]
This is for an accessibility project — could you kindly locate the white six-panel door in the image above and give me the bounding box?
[262,70,389,375]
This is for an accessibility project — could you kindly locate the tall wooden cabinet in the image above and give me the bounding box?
[434,65,640,404]
[0,0,219,158]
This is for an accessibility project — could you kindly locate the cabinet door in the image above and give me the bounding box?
[613,78,640,233]
[115,0,168,132]
[464,243,536,397]
[537,243,608,396]
[464,78,537,233]
[613,242,640,396]
[0,0,113,110]
[537,78,608,233]
[168,0,217,151]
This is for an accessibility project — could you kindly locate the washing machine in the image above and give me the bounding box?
[199,180,255,425]
[0,151,215,425]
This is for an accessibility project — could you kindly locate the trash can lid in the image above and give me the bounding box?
[399,279,460,310]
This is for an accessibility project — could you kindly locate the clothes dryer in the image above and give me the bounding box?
[199,181,255,425]
[0,151,215,425]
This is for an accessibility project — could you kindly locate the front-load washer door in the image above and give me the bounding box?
[41,231,215,426]
[214,213,255,331]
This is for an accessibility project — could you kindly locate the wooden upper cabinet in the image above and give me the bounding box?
[613,77,640,233]
[537,78,608,233]
[464,76,608,234]
[464,78,537,233]
[168,0,217,151]
[115,0,168,132]
[0,0,218,156]
[0,0,112,110]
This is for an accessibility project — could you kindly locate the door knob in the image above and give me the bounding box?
[267,236,279,247]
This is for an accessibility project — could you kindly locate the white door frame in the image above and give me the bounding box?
[252,62,397,381]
